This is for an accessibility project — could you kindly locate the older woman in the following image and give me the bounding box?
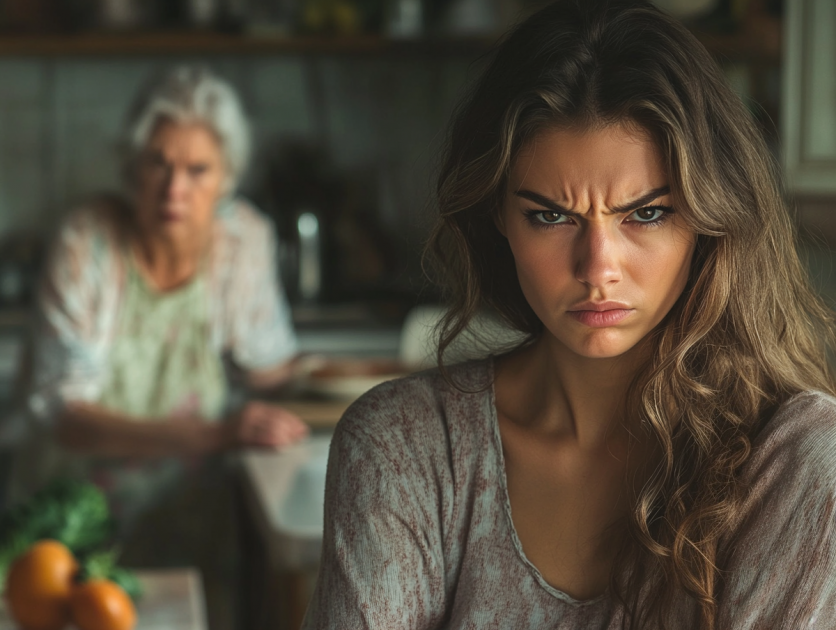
[16,66,307,630]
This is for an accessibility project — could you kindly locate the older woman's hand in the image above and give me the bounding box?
[232,401,309,449]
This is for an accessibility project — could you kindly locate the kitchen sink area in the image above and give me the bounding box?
[296,325,401,358]
[240,433,333,572]
[292,302,406,358]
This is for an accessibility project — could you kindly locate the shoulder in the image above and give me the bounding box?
[749,390,836,481]
[334,359,494,465]
[212,198,278,282]
[47,197,126,275]
[216,197,275,246]
[718,391,836,627]
[733,390,836,529]
[57,198,124,248]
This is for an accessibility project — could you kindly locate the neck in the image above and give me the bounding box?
[131,224,210,291]
[496,333,653,449]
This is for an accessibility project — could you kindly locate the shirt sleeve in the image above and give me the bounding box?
[302,417,447,629]
[29,212,114,422]
[227,211,298,371]
[717,396,836,628]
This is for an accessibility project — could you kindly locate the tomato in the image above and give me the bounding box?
[70,579,136,630]
[5,540,78,630]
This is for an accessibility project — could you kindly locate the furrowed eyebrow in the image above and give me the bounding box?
[515,186,671,215]
[611,186,672,213]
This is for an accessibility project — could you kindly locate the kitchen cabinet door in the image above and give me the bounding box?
[783,0,836,194]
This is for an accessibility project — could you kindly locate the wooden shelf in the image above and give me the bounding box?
[0,31,499,57]
[0,24,781,65]
[0,25,780,62]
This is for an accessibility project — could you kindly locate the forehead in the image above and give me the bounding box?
[146,119,222,157]
[509,124,667,197]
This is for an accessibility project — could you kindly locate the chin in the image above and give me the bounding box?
[556,329,643,360]
[156,219,191,237]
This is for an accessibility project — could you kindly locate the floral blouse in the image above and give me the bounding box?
[12,196,298,526]
[28,196,298,423]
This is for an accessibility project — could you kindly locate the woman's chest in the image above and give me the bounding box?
[102,266,226,419]
[437,427,630,627]
[502,439,630,601]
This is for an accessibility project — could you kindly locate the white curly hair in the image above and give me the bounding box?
[121,65,251,193]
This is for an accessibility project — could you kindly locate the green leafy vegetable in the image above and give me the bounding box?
[0,478,142,601]
[78,549,143,602]
[0,479,114,584]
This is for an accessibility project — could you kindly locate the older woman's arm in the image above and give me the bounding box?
[55,399,307,459]
[244,353,334,391]
[244,355,304,391]
[225,206,302,387]
[56,402,229,458]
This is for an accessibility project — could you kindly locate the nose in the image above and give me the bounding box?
[163,167,190,200]
[573,222,622,289]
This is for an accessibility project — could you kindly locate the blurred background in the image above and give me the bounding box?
[0,0,831,629]
[0,0,802,405]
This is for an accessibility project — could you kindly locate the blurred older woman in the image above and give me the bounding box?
[16,66,307,630]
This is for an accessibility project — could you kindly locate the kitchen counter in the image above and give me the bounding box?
[274,400,351,430]
[240,434,332,571]
[296,326,401,357]
[0,568,207,630]
[238,433,335,630]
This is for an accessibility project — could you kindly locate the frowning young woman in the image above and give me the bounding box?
[304,1,836,628]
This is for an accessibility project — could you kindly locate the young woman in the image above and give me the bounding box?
[303,1,836,628]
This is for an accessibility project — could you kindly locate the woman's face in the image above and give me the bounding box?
[500,124,696,360]
[134,119,227,242]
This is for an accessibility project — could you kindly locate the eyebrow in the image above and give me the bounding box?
[514,186,671,215]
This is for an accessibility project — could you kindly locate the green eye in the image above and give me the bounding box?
[535,211,567,224]
[630,206,666,222]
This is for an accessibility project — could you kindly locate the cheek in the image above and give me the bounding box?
[632,232,694,304]
[192,174,225,218]
[506,230,575,300]
[199,169,226,198]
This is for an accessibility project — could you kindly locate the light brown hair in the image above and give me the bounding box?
[427,0,836,626]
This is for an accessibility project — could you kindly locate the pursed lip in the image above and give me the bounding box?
[568,300,631,312]
[158,208,186,222]
[567,300,634,328]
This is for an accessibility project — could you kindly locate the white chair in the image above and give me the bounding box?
[399,304,526,369]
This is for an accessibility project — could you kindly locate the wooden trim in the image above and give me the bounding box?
[0,27,779,60]
[0,32,498,57]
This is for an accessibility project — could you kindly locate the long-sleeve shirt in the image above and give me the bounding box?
[303,359,836,629]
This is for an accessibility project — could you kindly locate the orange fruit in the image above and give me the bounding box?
[70,579,136,630]
[5,539,78,630]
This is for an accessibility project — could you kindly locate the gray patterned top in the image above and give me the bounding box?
[303,359,836,629]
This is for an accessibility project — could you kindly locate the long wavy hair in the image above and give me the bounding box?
[427,0,836,627]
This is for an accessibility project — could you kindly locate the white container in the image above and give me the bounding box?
[386,0,424,38]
